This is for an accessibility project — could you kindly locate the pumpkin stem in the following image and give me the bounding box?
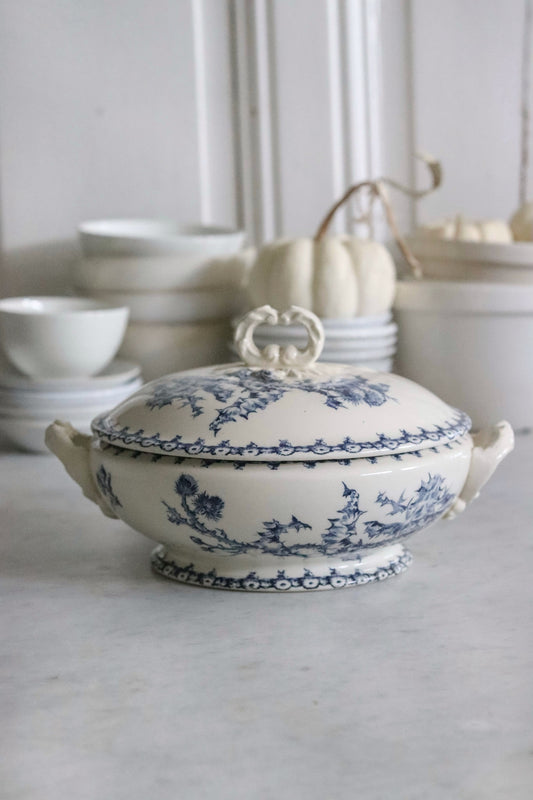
[374,182,423,279]
[313,153,441,279]
[313,181,376,244]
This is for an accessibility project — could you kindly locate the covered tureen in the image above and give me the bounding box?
[46,306,513,592]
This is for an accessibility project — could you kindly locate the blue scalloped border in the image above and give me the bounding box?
[150,547,413,591]
[92,409,470,459]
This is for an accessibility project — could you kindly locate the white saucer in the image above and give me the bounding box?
[0,358,141,392]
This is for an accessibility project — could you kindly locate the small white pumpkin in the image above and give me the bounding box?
[245,155,441,318]
[509,202,533,241]
[247,235,396,318]
[417,214,513,243]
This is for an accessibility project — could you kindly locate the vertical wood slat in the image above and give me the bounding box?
[192,0,211,223]
[193,0,238,228]
[409,0,524,222]
[230,0,394,244]
[230,0,280,245]
[333,0,391,238]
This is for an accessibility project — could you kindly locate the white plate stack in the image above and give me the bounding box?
[0,358,142,453]
[230,313,397,370]
[73,220,251,380]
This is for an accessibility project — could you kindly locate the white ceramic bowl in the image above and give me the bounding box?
[394,279,533,429]
[408,237,533,283]
[227,340,396,367]
[79,220,246,258]
[0,297,129,378]
[71,248,254,293]
[82,286,246,324]
[0,374,142,453]
[0,357,140,392]
[252,322,397,341]
[0,379,143,413]
[253,330,397,349]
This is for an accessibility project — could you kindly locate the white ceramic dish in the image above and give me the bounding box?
[234,316,396,338]
[408,236,533,283]
[82,286,246,324]
[79,220,246,258]
[228,340,396,362]
[0,378,143,412]
[0,358,140,392]
[72,249,254,293]
[253,331,397,349]
[394,280,533,430]
[0,375,142,453]
[46,305,513,592]
[252,322,397,341]
[0,297,129,378]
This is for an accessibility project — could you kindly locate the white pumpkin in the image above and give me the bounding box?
[246,235,396,319]
[244,154,443,318]
[417,214,513,244]
[509,202,533,241]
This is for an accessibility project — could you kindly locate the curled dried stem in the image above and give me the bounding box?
[313,153,441,279]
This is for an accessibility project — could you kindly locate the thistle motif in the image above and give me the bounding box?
[163,472,454,557]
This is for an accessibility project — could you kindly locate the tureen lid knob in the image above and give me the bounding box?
[234,305,325,370]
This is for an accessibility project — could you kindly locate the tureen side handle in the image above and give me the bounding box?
[443,420,514,519]
[45,420,119,519]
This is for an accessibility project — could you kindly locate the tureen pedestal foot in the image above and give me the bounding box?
[150,543,413,592]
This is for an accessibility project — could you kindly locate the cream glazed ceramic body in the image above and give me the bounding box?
[46,306,514,592]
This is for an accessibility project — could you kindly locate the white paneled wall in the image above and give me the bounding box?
[0,0,527,295]
[410,0,525,224]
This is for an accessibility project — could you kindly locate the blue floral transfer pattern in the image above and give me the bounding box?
[95,465,122,510]
[365,474,455,542]
[144,367,392,435]
[163,472,455,558]
[151,548,413,591]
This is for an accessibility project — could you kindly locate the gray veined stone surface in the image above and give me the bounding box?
[0,434,532,800]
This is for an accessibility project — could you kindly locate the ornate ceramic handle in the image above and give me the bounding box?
[443,420,514,519]
[235,305,325,369]
[45,421,118,519]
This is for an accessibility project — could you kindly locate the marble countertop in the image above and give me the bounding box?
[1,435,532,800]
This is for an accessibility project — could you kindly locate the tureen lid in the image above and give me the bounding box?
[92,306,470,461]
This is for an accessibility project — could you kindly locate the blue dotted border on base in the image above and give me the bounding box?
[150,547,413,591]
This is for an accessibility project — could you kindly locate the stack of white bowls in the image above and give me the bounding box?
[406,237,533,283]
[73,220,250,380]
[0,297,139,453]
[230,313,398,371]
[395,238,533,430]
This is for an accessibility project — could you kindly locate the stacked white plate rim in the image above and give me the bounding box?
[0,358,142,453]
[73,220,252,380]
[229,312,397,371]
